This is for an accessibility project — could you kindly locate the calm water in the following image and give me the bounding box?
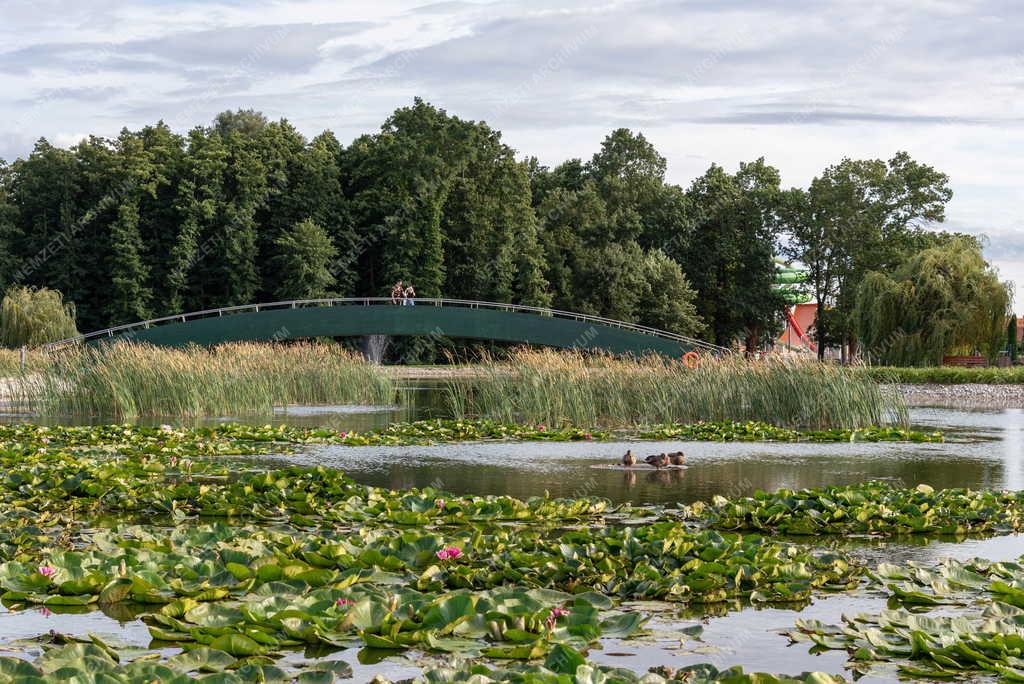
[265,406,1024,507]
[2,400,1023,680]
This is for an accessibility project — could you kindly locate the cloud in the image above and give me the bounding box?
[0,0,1022,306]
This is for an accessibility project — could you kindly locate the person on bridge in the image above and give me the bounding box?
[403,284,416,306]
[391,281,404,304]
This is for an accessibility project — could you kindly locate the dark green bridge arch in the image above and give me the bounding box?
[45,298,724,357]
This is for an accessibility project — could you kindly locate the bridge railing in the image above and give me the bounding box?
[41,298,727,354]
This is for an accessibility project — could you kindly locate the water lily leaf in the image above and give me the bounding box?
[599,612,645,638]
[37,643,117,673]
[0,656,44,680]
[98,578,133,605]
[167,647,237,673]
[481,642,550,659]
[544,644,586,675]
[208,634,264,657]
[421,593,477,630]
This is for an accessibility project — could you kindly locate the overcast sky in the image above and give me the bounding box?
[1,0,1022,309]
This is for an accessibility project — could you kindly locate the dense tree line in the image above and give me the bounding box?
[0,98,1009,361]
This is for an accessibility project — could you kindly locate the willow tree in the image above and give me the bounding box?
[855,239,1010,366]
[0,287,78,348]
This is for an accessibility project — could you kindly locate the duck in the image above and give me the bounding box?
[669,451,686,466]
[621,449,636,467]
[645,453,670,468]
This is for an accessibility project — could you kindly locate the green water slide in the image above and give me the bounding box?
[774,260,812,304]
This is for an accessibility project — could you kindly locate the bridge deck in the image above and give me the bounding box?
[43,298,724,357]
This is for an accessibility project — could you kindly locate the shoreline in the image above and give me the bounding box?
[898,382,1024,407]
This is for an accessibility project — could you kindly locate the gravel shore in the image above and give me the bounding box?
[899,383,1024,407]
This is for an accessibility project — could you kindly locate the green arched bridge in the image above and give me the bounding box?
[43,298,725,357]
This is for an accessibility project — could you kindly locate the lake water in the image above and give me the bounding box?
[267,405,1024,507]
[2,398,1022,681]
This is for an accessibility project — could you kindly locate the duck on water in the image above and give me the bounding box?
[620,450,685,468]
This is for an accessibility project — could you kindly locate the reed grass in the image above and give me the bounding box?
[444,349,908,429]
[16,341,395,418]
[0,348,49,375]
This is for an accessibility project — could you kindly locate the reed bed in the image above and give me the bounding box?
[444,349,908,429]
[16,341,395,418]
[0,348,50,375]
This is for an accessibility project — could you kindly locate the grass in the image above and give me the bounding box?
[14,341,395,418]
[860,365,1024,384]
[443,349,908,430]
[0,347,48,374]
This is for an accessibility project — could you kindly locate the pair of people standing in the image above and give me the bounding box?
[390,281,416,306]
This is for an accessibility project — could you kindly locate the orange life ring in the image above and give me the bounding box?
[682,351,700,369]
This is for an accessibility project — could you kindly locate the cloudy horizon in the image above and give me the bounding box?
[2,0,1022,309]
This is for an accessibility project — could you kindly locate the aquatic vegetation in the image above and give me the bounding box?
[14,341,395,418]
[0,424,1016,682]
[789,554,1024,680]
[0,634,352,682]
[444,349,908,429]
[637,421,942,443]
[0,427,873,679]
[397,645,847,683]
[0,640,845,683]
[687,482,1024,536]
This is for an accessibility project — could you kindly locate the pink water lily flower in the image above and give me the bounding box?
[435,546,462,561]
[38,565,56,578]
[583,433,593,441]
[434,498,446,510]
[537,424,546,432]
[41,607,52,617]
[550,606,570,618]
[339,431,348,439]
[335,598,354,608]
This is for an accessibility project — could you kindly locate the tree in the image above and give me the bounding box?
[783,152,952,360]
[102,129,157,325]
[854,238,1011,366]
[585,129,669,246]
[675,160,786,349]
[0,161,21,291]
[636,249,703,336]
[1008,314,1019,363]
[0,286,78,348]
[272,219,338,300]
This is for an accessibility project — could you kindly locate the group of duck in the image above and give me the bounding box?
[621,449,685,468]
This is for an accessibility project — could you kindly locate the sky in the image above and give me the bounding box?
[1,0,1022,309]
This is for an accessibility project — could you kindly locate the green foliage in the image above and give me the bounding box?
[271,219,337,300]
[0,286,78,348]
[637,422,940,444]
[0,102,992,365]
[855,238,1011,365]
[17,342,392,417]
[790,554,1024,680]
[782,153,955,359]
[858,365,1024,384]
[676,159,786,348]
[7,426,1024,681]
[1009,314,1018,362]
[445,349,908,429]
[687,481,1024,536]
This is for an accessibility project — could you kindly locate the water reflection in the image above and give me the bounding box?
[280,406,1021,506]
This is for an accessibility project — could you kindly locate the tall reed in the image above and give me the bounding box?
[17,342,395,418]
[444,349,908,429]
